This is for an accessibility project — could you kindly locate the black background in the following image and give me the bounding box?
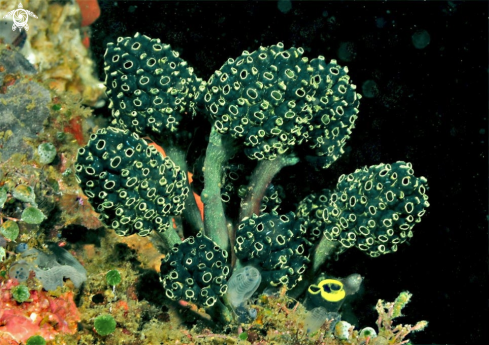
[90,1,488,344]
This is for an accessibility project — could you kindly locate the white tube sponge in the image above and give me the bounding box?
[226,266,261,308]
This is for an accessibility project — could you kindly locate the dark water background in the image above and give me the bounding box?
[89,1,488,344]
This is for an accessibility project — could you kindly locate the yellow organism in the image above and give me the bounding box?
[305,278,350,311]
[309,278,345,300]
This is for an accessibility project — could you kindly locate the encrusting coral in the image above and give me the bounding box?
[71,32,429,343]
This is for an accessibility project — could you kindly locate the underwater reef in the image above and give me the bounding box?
[0,3,441,344]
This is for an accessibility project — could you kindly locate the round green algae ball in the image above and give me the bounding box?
[11,284,30,303]
[12,184,36,204]
[0,220,19,241]
[21,206,46,225]
[106,269,122,286]
[26,335,46,345]
[38,142,57,164]
[94,314,116,336]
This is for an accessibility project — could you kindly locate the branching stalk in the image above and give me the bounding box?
[201,126,236,253]
[153,225,182,250]
[312,236,339,274]
[239,153,299,222]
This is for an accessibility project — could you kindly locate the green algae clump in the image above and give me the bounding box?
[21,206,46,225]
[12,184,36,204]
[0,220,19,241]
[94,314,117,336]
[11,284,30,303]
[106,269,122,286]
[26,335,46,345]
